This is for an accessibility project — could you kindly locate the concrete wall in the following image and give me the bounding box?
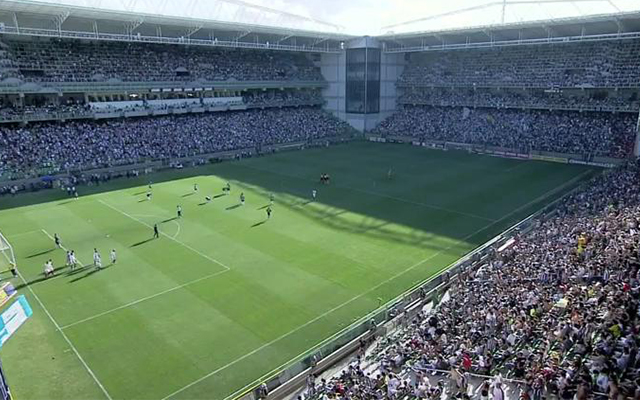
[320,52,346,120]
[320,37,405,132]
[380,52,405,121]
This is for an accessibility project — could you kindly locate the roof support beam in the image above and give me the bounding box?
[93,20,99,38]
[124,18,144,37]
[311,37,329,46]
[53,10,71,34]
[483,29,494,42]
[615,18,626,33]
[277,34,294,44]
[12,12,19,34]
[233,30,252,41]
[184,24,203,38]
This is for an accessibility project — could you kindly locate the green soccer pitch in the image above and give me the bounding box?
[0,141,597,400]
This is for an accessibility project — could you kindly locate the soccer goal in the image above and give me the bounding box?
[0,233,15,274]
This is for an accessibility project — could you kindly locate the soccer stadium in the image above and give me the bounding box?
[0,0,639,399]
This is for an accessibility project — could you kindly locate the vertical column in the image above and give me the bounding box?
[635,111,640,157]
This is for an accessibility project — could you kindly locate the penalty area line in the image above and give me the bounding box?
[59,268,229,330]
[14,264,112,399]
[97,199,230,271]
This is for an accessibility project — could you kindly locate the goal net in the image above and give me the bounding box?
[0,233,15,273]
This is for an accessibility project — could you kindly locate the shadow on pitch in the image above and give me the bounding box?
[66,266,89,276]
[257,204,270,210]
[198,202,208,206]
[213,165,501,251]
[133,190,147,196]
[131,237,155,247]
[13,265,71,289]
[68,265,112,283]
[26,248,55,258]
[251,220,267,228]
[226,204,242,211]
[161,217,177,223]
[57,199,75,206]
[214,193,226,199]
[181,192,195,197]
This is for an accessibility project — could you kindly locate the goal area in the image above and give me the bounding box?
[0,233,15,274]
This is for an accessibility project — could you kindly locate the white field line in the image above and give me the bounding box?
[164,169,592,400]
[131,214,182,239]
[98,199,230,271]
[238,164,497,223]
[7,229,40,239]
[41,229,88,269]
[15,257,112,399]
[60,269,229,330]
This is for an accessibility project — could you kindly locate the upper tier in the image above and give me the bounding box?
[0,38,324,83]
[399,39,640,89]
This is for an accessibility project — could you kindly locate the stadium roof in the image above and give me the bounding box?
[12,0,640,36]
[1,0,640,53]
[0,0,355,53]
[379,10,640,52]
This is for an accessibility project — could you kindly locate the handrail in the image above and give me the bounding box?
[0,26,341,54]
[395,99,640,114]
[384,31,640,53]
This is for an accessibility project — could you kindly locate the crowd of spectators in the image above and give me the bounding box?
[0,107,353,176]
[306,162,640,399]
[399,39,640,88]
[244,90,324,107]
[0,89,325,122]
[373,106,636,158]
[1,38,324,82]
[399,89,640,112]
[0,103,91,121]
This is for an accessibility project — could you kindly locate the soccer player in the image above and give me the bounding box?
[153,224,159,239]
[54,233,61,248]
[240,192,245,206]
[387,168,394,180]
[44,260,55,278]
[177,205,183,218]
[69,250,78,271]
[148,181,153,189]
[224,182,231,195]
[9,263,17,278]
[194,183,199,193]
[110,249,117,265]
[205,195,212,203]
[270,193,274,205]
[93,248,102,269]
[66,250,72,266]
[266,206,272,219]
[312,189,317,201]
[146,191,152,201]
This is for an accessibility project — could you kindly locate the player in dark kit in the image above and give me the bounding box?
[153,224,159,239]
[266,206,272,219]
[54,233,61,248]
